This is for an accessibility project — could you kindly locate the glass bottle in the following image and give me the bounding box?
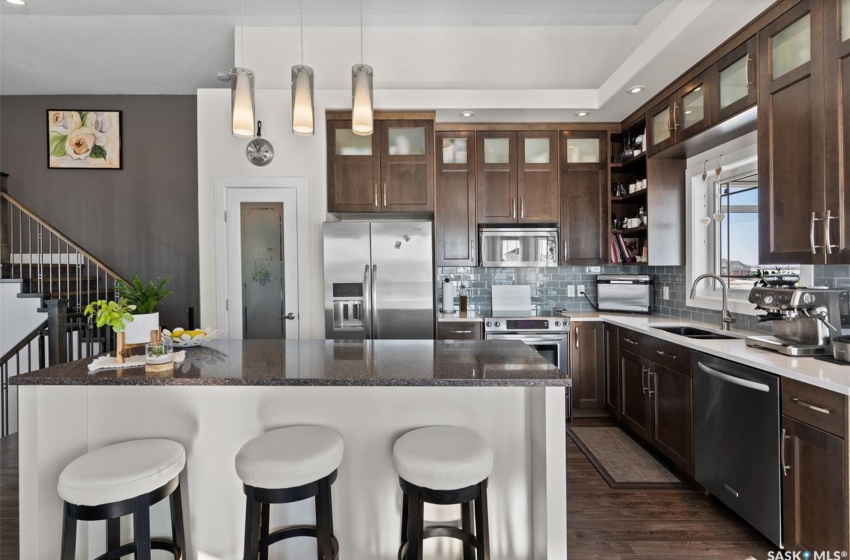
[459,285,469,312]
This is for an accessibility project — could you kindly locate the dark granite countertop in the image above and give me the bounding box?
[10,339,570,387]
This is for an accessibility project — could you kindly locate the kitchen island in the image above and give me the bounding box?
[12,339,569,560]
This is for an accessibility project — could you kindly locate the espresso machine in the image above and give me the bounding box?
[745,287,850,356]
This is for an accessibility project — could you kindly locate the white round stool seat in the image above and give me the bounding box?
[57,439,186,507]
[393,426,494,491]
[235,426,344,489]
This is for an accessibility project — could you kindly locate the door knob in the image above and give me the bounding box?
[278,312,296,320]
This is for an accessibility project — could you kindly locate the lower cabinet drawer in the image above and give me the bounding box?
[619,328,650,358]
[781,377,847,439]
[437,322,483,340]
[650,338,691,375]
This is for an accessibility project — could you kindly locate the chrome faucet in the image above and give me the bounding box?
[690,274,736,331]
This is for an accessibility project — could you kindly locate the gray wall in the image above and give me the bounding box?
[0,95,198,327]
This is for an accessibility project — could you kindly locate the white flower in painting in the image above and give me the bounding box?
[84,112,111,146]
[49,111,82,134]
[65,127,97,159]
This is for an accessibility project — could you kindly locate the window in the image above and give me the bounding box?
[686,138,808,314]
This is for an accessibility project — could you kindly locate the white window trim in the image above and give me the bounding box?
[683,134,812,316]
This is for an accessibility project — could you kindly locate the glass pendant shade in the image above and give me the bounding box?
[231,67,256,139]
[351,64,374,136]
[291,65,315,136]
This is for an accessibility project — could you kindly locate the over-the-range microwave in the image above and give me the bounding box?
[479,227,558,268]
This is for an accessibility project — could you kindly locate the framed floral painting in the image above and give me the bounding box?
[47,110,122,169]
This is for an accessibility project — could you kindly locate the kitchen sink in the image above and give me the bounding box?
[651,326,738,340]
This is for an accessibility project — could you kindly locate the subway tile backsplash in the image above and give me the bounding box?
[438,264,850,334]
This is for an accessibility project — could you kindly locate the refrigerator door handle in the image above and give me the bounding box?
[363,264,372,338]
[372,264,379,339]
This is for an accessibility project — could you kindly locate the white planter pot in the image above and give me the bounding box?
[123,312,160,344]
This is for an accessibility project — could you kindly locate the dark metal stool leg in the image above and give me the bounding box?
[461,501,475,560]
[259,503,270,560]
[400,492,409,545]
[61,502,77,560]
[474,480,490,560]
[315,476,334,560]
[243,486,261,560]
[106,517,121,553]
[133,493,152,560]
[406,487,424,560]
[169,482,186,559]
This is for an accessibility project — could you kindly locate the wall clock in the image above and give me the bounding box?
[246,121,274,167]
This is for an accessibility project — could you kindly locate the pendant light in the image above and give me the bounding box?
[231,0,256,138]
[291,0,315,136]
[352,0,374,136]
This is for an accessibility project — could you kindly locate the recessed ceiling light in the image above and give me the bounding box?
[5,0,27,5]
[460,111,474,118]
[575,111,590,117]
[626,86,645,95]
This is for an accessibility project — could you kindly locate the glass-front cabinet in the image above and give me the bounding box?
[710,37,758,123]
[380,120,434,212]
[648,94,677,154]
[677,72,710,141]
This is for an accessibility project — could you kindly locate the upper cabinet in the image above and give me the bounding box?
[710,36,758,123]
[648,71,711,154]
[327,117,434,214]
[560,130,608,265]
[477,131,558,223]
[758,0,826,264]
[435,132,477,266]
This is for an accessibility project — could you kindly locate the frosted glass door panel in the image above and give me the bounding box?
[772,14,811,79]
[241,202,284,339]
[843,0,850,42]
[336,129,372,156]
[524,138,550,164]
[682,86,705,130]
[484,138,510,164]
[442,138,468,164]
[720,56,749,109]
[652,109,671,146]
[388,127,426,156]
[566,139,600,163]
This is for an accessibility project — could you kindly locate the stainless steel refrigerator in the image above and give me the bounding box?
[323,221,435,340]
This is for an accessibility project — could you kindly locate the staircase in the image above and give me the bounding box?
[0,173,126,436]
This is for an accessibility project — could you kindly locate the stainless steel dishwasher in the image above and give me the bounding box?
[693,352,782,548]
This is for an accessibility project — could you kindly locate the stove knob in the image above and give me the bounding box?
[486,322,492,327]
[554,321,560,327]
[763,295,774,305]
[495,321,501,327]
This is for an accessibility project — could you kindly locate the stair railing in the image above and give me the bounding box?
[0,319,46,437]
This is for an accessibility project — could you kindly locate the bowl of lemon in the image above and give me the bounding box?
[163,327,224,348]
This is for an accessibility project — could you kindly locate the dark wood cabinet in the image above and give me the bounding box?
[327,118,433,214]
[570,322,604,409]
[648,72,711,154]
[758,0,827,264]
[651,363,694,475]
[648,95,678,155]
[710,36,758,123]
[435,132,477,266]
[437,321,483,340]
[619,349,652,443]
[476,131,557,224]
[604,323,620,419]
[824,0,850,263]
[560,130,608,265]
[781,415,848,552]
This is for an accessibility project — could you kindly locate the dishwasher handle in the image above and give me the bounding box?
[697,362,771,393]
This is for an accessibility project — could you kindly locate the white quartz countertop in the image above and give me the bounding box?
[565,312,850,396]
[436,310,484,322]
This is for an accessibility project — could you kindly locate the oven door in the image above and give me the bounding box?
[484,333,568,374]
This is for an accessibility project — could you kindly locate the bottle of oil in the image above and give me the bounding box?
[459,285,469,312]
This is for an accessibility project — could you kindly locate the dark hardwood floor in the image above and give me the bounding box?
[0,424,778,559]
[567,417,778,559]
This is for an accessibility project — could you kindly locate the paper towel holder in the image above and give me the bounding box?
[440,278,457,313]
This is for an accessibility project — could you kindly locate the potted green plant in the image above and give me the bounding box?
[116,275,172,344]
[83,298,136,332]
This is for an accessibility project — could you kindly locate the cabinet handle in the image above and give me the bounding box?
[521,198,525,219]
[383,182,387,207]
[451,330,473,334]
[745,55,754,90]
[811,212,824,254]
[374,183,379,207]
[564,240,568,262]
[825,210,839,255]
[576,335,579,349]
[671,103,679,130]
[781,428,791,476]
[790,397,831,415]
[656,350,677,360]
[647,370,655,397]
[641,365,648,394]
[512,197,517,220]
[623,338,640,346]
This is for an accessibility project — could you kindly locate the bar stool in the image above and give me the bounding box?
[235,426,344,560]
[393,426,493,560]
[57,439,187,560]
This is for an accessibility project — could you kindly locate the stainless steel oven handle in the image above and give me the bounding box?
[490,336,565,343]
[697,362,770,392]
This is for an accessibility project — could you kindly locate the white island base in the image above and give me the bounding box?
[19,385,566,559]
